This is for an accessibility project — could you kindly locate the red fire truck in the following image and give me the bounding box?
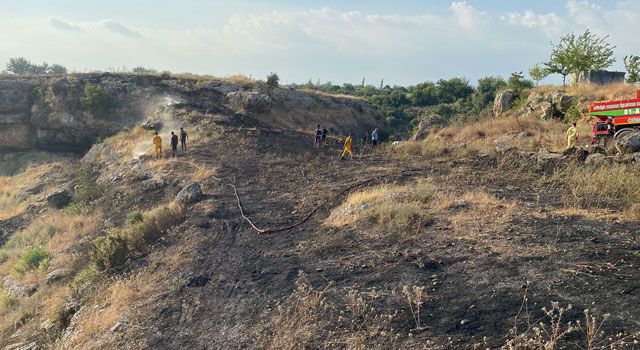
[589,90,640,144]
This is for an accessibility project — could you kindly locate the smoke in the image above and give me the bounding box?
[133,94,185,159]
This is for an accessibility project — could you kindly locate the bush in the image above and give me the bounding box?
[75,168,103,204]
[266,72,280,89]
[92,203,185,271]
[13,247,52,274]
[80,84,115,119]
[73,264,98,286]
[92,234,128,272]
[125,209,144,225]
[65,202,82,215]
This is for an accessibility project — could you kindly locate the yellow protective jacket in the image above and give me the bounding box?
[566,126,578,140]
[153,135,162,148]
[344,136,353,149]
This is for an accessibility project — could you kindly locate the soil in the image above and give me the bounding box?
[94,126,640,349]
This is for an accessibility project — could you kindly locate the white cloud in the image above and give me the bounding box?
[0,1,638,84]
[502,11,566,37]
[48,18,81,32]
[101,19,141,38]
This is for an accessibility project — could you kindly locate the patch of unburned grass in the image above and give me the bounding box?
[326,179,437,233]
[0,162,65,220]
[542,163,640,219]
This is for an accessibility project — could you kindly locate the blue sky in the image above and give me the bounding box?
[1,1,638,85]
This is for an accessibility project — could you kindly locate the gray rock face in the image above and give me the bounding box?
[540,101,554,119]
[225,91,273,114]
[176,182,203,205]
[552,92,575,113]
[2,275,37,297]
[46,189,72,209]
[45,269,67,284]
[585,153,606,164]
[615,130,640,154]
[494,136,514,154]
[413,115,445,141]
[494,91,516,116]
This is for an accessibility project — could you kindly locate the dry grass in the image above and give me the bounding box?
[0,163,63,220]
[532,83,637,103]
[325,179,437,233]
[60,273,151,348]
[542,163,640,220]
[104,127,152,161]
[256,272,397,350]
[298,88,365,101]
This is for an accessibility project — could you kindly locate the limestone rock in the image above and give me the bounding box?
[2,275,37,297]
[176,182,203,205]
[413,115,445,141]
[46,189,72,209]
[493,91,516,116]
[45,269,67,285]
[585,153,606,165]
[552,92,575,113]
[225,91,273,114]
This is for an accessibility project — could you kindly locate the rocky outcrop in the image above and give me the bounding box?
[46,189,72,209]
[413,115,445,141]
[552,92,574,113]
[225,91,273,114]
[176,182,203,205]
[493,91,516,116]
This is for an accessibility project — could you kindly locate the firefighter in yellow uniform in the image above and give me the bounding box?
[152,131,163,159]
[341,133,354,160]
[566,122,578,148]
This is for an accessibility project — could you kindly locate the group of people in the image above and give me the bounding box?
[313,125,380,160]
[152,127,188,159]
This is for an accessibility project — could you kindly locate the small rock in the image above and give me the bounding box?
[110,322,123,333]
[141,178,167,191]
[45,269,67,285]
[46,189,72,209]
[585,153,606,165]
[176,182,203,205]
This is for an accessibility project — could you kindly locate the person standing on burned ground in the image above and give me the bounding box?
[314,124,322,148]
[170,131,179,158]
[321,126,328,148]
[180,127,188,150]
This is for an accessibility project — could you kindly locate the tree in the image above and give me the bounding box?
[624,55,640,84]
[470,76,507,111]
[6,57,33,74]
[436,77,474,104]
[529,64,548,86]
[266,72,280,89]
[5,57,67,75]
[47,64,67,75]
[544,30,616,86]
[508,72,533,95]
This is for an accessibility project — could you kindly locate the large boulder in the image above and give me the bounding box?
[615,130,640,154]
[46,189,72,209]
[493,91,516,116]
[413,115,445,141]
[539,101,554,119]
[2,275,37,297]
[552,92,575,113]
[225,91,273,114]
[176,182,203,205]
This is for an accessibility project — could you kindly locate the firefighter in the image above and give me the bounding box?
[152,131,163,159]
[341,133,354,160]
[566,122,578,148]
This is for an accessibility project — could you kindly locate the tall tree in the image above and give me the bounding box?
[544,30,616,86]
[624,55,640,84]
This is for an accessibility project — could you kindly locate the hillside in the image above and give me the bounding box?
[1,78,640,349]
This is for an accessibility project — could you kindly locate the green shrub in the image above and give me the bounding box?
[564,105,581,123]
[81,84,115,119]
[65,202,82,215]
[0,250,8,264]
[266,72,280,89]
[73,264,98,286]
[75,168,103,204]
[13,247,52,274]
[0,291,18,311]
[125,209,144,225]
[92,234,128,272]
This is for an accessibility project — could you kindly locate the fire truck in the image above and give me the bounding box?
[589,90,640,144]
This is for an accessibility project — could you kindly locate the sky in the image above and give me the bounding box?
[0,0,638,86]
